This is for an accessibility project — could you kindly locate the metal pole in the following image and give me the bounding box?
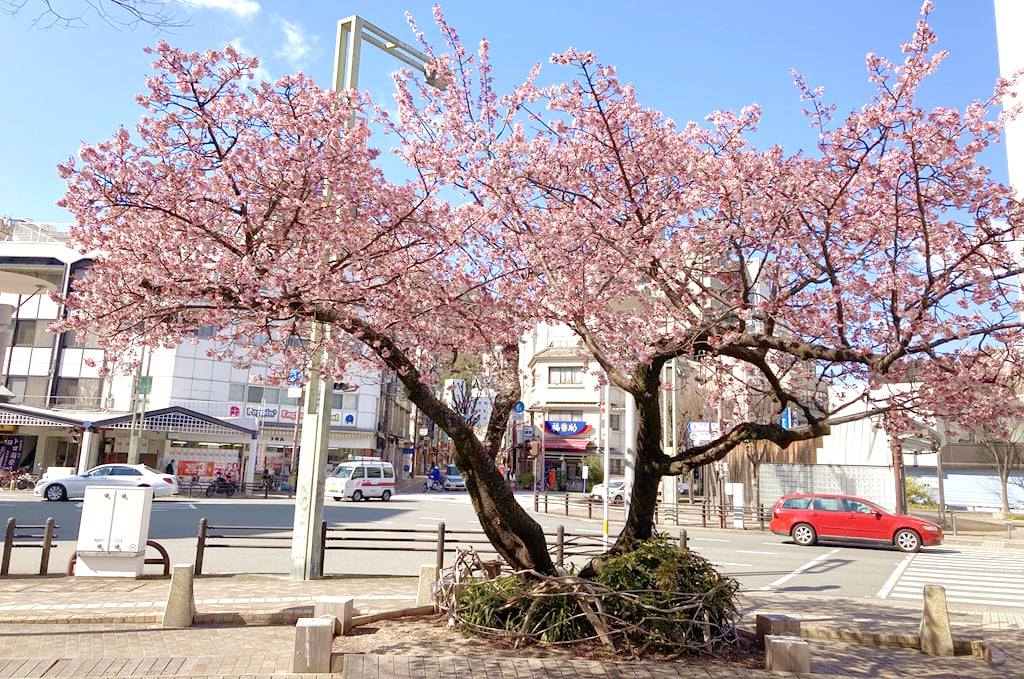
[288,386,302,497]
[195,518,207,576]
[602,382,610,550]
[556,525,564,567]
[436,522,446,572]
[39,518,54,575]
[934,437,946,526]
[1,518,14,575]
[678,529,687,550]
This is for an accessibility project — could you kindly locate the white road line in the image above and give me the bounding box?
[759,548,841,591]
[188,503,197,510]
[737,550,778,556]
[890,592,1024,607]
[691,537,729,543]
[892,584,1024,599]
[877,554,914,599]
[712,561,753,568]
[421,517,447,522]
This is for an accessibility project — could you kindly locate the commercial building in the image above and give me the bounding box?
[0,218,416,483]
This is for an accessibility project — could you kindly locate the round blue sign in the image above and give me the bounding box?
[514,401,525,414]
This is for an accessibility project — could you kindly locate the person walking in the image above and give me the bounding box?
[164,459,175,475]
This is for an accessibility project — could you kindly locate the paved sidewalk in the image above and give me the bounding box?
[0,576,1018,677]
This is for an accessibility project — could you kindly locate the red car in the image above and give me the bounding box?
[769,493,943,552]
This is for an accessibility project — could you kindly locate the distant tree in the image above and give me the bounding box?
[1,0,184,29]
[973,419,1024,516]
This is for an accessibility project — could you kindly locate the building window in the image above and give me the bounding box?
[13,320,37,347]
[332,393,359,410]
[52,377,101,408]
[549,411,584,422]
[549,366,582,385]
[229,383,246,401]
[609,459,624,476]
[245,385,264,403]
[6,377,26,403]
[55,440,77,467]
[610,414,621,431]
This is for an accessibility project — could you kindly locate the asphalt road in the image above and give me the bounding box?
[2,491,1022,613]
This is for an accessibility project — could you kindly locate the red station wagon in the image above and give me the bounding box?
[769,493,943,552]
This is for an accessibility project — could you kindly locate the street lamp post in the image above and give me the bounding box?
[289,15,441,580]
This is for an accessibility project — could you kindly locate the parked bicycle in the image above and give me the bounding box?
[205,476,238,497]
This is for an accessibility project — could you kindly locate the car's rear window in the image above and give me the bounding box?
[782,498,810,510]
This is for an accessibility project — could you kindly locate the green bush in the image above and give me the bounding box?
[449,534,738,654]
[580,454,604,486]
[905,477,936,507]
[518,472,534,489]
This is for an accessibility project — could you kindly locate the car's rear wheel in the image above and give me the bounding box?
[44,484,67,502]
[792,523,817,546]
[894,528,922,553]
[351,490,363,502]
[381,490,392,502]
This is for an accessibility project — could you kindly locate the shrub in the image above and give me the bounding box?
[517,472,534,489]
[445,534,739,655]
[580,454,604,486]
[905,476,936,507]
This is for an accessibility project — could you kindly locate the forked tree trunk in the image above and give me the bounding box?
[614,373,664,550]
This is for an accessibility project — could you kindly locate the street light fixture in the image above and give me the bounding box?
[289,15,443,581]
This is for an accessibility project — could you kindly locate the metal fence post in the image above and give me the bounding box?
[544,492,549,513]
[654,505,659,526]
[436,522,446,572]
[195,518,207,576]
[533,490,539,513]
[587,498,593,520]
[1008,523,1014,541]
[678,529,687,550]
[319,520,327,575]
[556,525,564,567]
[950,510,958,536]
[564,494,569,517]
[758,504,766,531]
[701,500,707,528]
[1,518,14,576]
[39,518,55,575]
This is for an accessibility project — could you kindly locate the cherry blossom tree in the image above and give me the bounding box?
[57,41,555,573]
[391,2,1024,550]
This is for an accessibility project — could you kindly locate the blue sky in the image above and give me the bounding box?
[0,0,1004,223]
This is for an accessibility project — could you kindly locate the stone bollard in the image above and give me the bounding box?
[764,635,811,673]
[292,617,334,673]
[161,563,196,628]
[313,596,354,636]
[417,564,439,607]
[920,585,955,657]
[755,613,801,648]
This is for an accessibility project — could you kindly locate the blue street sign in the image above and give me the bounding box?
[514,401,525,414]
[288,369,302,385]
[779,409,792,430]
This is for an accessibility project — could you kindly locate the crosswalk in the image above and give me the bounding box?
[881,550,1024,609]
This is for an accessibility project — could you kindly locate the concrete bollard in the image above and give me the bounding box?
[755,613,801,648]
[764,635,811,673]
[292,617,334,673]
[417,563,439,607]
[920,585,955,657]
[161,563,196,628]
[313,596,354,636]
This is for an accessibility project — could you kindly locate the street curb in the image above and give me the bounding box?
[0,606,317,626]
[800,624,1006,667]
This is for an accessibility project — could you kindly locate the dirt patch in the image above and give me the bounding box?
[334,614,763,669]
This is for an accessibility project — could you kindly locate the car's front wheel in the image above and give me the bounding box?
[894,528,922,553]
[792,523,817,546]
[381,490,392,502]
[351,490,363,502]
[44,484,67,502]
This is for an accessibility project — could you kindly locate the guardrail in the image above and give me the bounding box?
[192,518,608,575]
[531,492,772,530]
[0,518,58,576]
[178,480,290,499]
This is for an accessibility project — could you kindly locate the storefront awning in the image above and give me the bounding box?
[543,439,591,452]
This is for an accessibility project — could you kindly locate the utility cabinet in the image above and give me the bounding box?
[74,486,153,577]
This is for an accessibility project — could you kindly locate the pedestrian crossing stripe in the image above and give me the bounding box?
[882,550,1024,610]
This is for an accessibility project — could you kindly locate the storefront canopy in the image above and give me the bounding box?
[543,438,591,452]
[0,403,256,439]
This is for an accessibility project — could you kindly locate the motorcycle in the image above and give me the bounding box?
[205,476,238,497]
[423,478,444,492]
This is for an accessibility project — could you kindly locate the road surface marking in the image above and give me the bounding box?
[188,503,197,510]
[759,548,841,591]
[737,550,778,556]
[876,554,914,599]
[881,550,1024,606]
[421,517,447,522]
[712,561,753,568]
[691,537,729,543]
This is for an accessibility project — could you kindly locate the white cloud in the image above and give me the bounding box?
[276,19,313,67]
[229,38,272,82]
[181,0,261,20]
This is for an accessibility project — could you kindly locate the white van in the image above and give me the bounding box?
[325,459,396,502]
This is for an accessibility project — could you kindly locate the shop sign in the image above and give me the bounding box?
[544,421,591,436]
[329,411,357,426]
[0,435,23,471]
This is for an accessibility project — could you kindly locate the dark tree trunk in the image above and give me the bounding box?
[454,434,554,574]
[614,366,666,550]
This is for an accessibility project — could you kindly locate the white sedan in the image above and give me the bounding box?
[590,480,627,504]
[35,464,179,501]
